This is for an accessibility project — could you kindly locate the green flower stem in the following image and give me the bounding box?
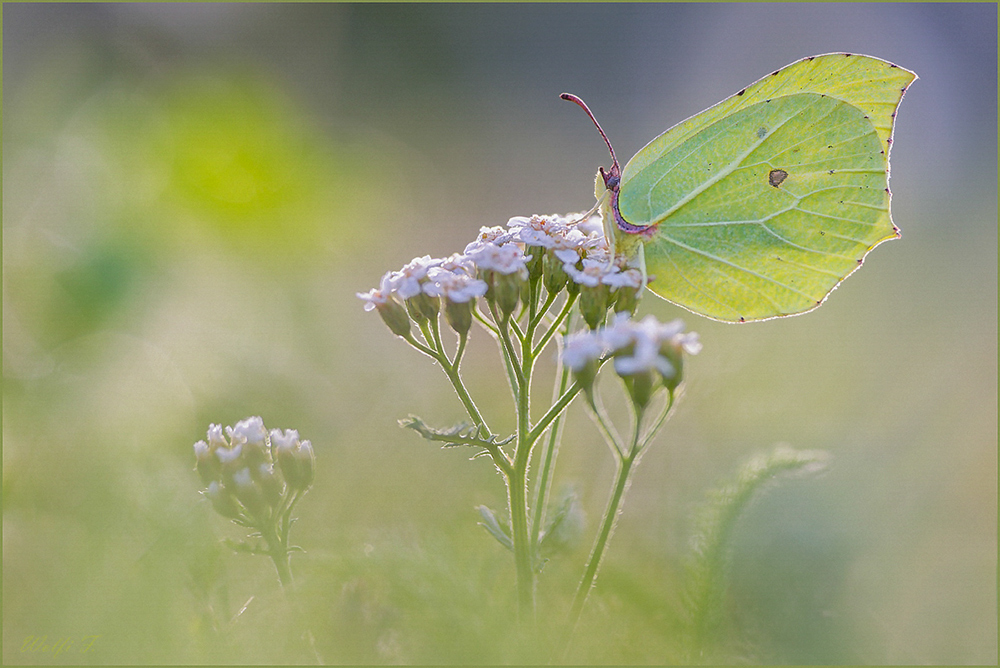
[528,289,559,334]
[490,302,526,393]
[640,389,676,450]
[507,461,535,618]
[440,361,495,442]
[531,363,571,547]
[476,311,520,402]
[408,319,496,444]
[510,314,537,618]
[402,332,439,359]
[586,387,626,460]
[527,379,583,443]
[453,330,470,367]
[531,293,577,359]
[473,307,500,337]
[561,415,642,656]
[262,522,294,589]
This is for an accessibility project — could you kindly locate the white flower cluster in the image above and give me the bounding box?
[194,416,315,523]
[562,314,701,402]
[357,253,487,312]
[358,212,648,335]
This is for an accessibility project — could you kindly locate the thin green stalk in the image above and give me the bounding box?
[527,380,582,444]
[441,358,490,430]
[560,419,642,657]
[531,293,577,359]
[262,522,294,588]
[528,289,559,334]
[402,331,439,359]
[490,302,526,392]
[507,460,535,618]
[510,322,536,618]
[531,364,571,547]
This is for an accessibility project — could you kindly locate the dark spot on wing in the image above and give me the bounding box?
[771,70,780,76]
[756,127,768,138]
[737,89,746,96]
[739,317,746,323]
[768,169,788,187]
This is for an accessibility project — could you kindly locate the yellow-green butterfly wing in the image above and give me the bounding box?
[614,53,916,322]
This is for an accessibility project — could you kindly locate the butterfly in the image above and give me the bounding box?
[564,53,916,322]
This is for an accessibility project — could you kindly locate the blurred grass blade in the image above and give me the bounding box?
[683,445,830,662]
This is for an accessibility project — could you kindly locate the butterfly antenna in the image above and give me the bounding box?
[560,93,620,174]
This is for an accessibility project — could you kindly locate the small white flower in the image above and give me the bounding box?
[575,213,605,238]
[215,443,242,464]
[227,416,267,448]
[392,255,440,299]
[435,253,477,277]
[677,331,702,355]
[194,440,210,459]
[425,267,488,303]
[564,258,615,288]
[357,271,396,312]
[270,428,300,454]
[465,226,513,254]
[507,214,570,249]
[561,331,606,371]
[467,243,531,275]
[602,314,692,376]
[601,267,643,290]
[207,424,228,449]
[614,339,664,376]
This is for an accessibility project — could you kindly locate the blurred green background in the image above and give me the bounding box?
[3,3,996,664]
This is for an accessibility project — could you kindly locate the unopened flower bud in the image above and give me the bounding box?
[658,341,683,391]
[204,480,243,520]
[378,297,412,337]
[493,271,522,318]
[622,368,656,410]
[231,467,267,519]
[271,429,315,491]
[215,443,243,474]
[194,440,221,486]
[294,440,316,490]
[562,331,605,403]
[255,462,284,507]
[445,299,474,336]
[406,291,440,323]
[613,285,641,316]
[228,417,269,468]
[543,252,569,295]
[579,284,611,329]
[524,244,544,280]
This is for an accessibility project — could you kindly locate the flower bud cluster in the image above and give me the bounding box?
[194,416,315,524]
[358,212,647,334]
[562,313,702,407]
